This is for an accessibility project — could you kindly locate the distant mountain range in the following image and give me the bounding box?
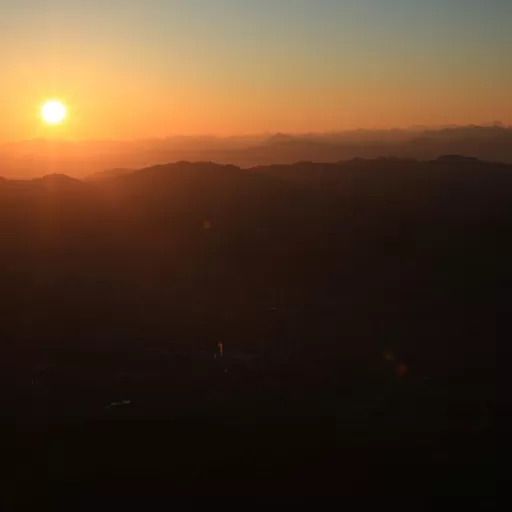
[1,125,511,179]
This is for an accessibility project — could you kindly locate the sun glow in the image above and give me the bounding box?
[41,100,67,125]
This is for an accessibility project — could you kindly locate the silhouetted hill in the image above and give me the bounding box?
[101,161,305,216]
[1,157,506,352]
[0,158,501,501]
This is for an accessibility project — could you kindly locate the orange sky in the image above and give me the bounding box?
[1,1,510,141]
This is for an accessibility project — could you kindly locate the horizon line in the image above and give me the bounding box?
[1,122,511,145]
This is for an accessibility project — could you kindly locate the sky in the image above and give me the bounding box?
[0,0,511,140]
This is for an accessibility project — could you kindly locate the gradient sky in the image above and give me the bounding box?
[1,0,510,140]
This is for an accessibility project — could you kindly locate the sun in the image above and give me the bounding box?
[41,100,67,125]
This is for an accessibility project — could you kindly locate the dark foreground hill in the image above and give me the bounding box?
[0,158,503,502]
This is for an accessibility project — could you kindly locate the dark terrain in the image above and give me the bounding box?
[0,157,503,503]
